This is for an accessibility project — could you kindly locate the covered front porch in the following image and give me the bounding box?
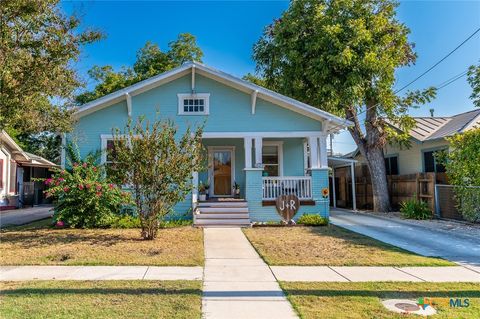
[192,132,330,225]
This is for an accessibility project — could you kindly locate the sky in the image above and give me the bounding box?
[62,0,480,154]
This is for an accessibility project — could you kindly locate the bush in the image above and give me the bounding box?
[159,219,193,228]
[400,198,432,220]
[45,162,132,228]
[111,215,141,229]
[297,214,329,226]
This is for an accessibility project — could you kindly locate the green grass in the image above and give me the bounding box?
[281,282,480,319]
[0,280,202,319]
[243,225,453,266]
[0,219,204,266]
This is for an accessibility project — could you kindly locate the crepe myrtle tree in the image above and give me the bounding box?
[252,0,436,212]
[110,118,204,240]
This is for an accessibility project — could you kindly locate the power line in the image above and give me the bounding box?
[436,70,468,90]
[395,27,480,93]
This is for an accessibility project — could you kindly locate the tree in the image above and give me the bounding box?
[0,0,102,133]
[252,0,435,212]
[442,129,480,222]
[467,63,480,107]
[111,118,204,240]
[76,33,203,104]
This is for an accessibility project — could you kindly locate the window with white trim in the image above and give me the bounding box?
[178,93,210,115]
[262,142,283,177]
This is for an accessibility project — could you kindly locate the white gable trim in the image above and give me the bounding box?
[74,62,352,131]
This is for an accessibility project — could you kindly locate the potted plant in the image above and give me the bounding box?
[198,181,206,201]
[233,181,241,198]
[204,182,210,200]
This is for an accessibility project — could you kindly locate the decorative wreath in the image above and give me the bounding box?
[321,188,329,198]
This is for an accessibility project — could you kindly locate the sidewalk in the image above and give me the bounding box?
[202,228,298,319]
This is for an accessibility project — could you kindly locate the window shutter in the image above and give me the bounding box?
[10,161,17,193]
[423,151,435,172]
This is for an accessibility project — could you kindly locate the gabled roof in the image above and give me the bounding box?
[0,131,57,168]
[74,62,352,132]
[388,109,480,142]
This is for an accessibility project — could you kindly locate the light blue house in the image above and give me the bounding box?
[66,62,350,226]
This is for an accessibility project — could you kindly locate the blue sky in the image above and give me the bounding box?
[62,0,480,154]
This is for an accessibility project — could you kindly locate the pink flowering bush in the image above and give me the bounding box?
[45,162,132,228]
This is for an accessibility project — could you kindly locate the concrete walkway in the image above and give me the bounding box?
[331,209,480,266]
[0,206,53,227]
[202,228,298,319]
[0,266,202,281]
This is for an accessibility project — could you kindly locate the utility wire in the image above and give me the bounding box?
[394,27,480,93]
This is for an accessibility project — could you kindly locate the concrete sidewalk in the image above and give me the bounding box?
[0,266,202,281]
[0,206,53,227]
[202,228,298,319]
[271,265,480,282]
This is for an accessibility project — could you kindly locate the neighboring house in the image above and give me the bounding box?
[347,109,480,178]
[0,131,57,210]
[67,62,351,226]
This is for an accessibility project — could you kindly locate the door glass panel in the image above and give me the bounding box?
[213,151,232,195]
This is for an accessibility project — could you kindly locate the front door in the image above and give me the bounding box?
[210,148,234,196]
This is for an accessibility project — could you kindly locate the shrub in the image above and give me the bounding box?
[159,219,193,228]
[45,162,132,228]
[111,215,141,229]
[297,214,329,226]
[400,198,432,220]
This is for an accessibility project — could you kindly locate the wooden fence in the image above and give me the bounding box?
[333,167,437,212]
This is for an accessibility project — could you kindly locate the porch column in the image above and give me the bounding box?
[319,134,329,169]
[308,136,319,168]
[191,171,198,207]
[254,137,262,168]
[244,137,253,168]
[332,167,337,208]
[350,162,357,211]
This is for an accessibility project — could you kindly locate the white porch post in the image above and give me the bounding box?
[192,171,198,206]
[244,137,253,168]
[308,136,319,168]
[254,137,262,167]
[319,134,328,169]
[332,167,337,208]
[350,162,357,211]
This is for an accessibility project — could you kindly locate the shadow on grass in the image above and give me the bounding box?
[303,225,450,263]
[283,289,480,299]
[0,288,203,296]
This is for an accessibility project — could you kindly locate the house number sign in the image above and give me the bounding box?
[275,194,300,222]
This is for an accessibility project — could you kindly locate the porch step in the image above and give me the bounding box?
[197,207,249,213]
[194,201,251,227]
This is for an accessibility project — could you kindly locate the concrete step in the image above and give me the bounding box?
[198,207,249,213]
[194,218,251,226]
[196,213,250,219]
[197,201,248,208]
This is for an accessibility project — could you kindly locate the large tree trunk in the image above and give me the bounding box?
[363,147,391,212]
[346,105,391,212]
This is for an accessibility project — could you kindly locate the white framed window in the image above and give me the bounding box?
[178,93,210,115]
[262,141,283,177]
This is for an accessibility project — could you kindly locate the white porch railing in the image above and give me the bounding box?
[262,176,312,200]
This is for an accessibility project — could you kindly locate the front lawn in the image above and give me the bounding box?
[0,219,203,266]
[0,280,202,319]
[243,226,453,266]
[281,282,480,319]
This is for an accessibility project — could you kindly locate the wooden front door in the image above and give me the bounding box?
[210,148,234,196]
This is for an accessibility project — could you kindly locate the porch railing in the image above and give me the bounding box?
[262,176,312,200]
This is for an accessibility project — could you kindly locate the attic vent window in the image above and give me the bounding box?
[178,93,210,115]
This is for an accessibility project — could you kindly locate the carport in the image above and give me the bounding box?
[328,156,357,211]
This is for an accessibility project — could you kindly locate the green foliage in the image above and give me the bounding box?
[297,214,329,226]
[468,63,480,108]
[0,0,102,134]
[443,129,480,222]
[45,163,132,228]
[110,118,204,239]
[252,0,436,212]
[400,198,432,220]
[111,215,141,229]
[159,219,193,228]
[76,33,203,104]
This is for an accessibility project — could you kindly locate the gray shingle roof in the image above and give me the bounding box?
[390,109,480,141]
